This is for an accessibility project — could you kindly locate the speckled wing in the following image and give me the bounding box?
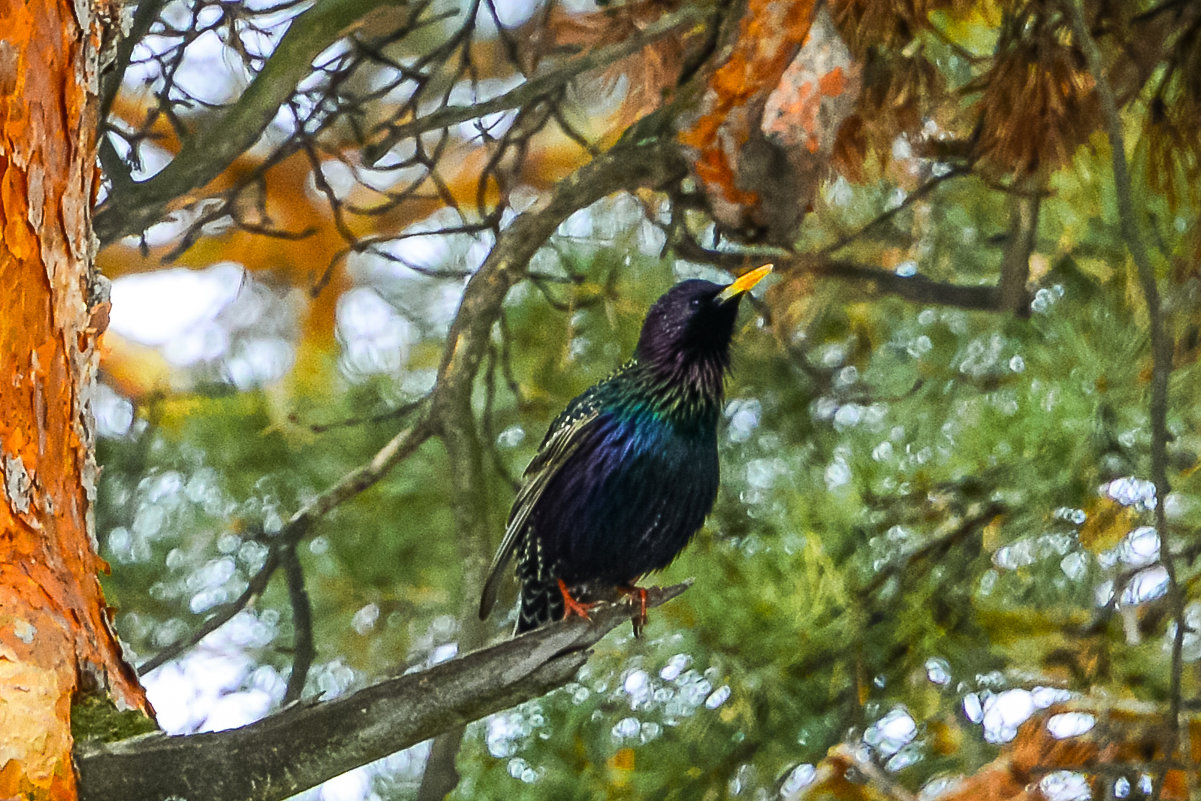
[478,400,602,620]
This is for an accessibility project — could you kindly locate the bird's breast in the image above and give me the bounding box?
[537,407,720,583]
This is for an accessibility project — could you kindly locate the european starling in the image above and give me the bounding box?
[479,265,772,634]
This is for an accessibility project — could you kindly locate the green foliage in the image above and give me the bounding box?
[95,157,1201,800]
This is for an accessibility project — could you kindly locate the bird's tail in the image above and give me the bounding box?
[515,576,564,634]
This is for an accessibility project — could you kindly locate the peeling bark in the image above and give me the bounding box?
[0,0,151,798]
[676,0,821,243]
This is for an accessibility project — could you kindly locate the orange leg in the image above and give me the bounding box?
[558,579,597,621]
[617,584,649,637]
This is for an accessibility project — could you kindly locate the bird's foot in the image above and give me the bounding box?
[557,579,597,621]
[618,585,649,638]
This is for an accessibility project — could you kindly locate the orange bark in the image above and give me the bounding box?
[676,0,820,239]
[0,1,152,798]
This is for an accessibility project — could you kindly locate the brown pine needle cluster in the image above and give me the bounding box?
[532,0,703,132]
[1144,15,1201,209]
[972,6,1097,178]
[850,51,945,168]
[826,0,952,176]
[828,0,947,55]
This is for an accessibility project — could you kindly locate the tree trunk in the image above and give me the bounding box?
[0,1,151,798]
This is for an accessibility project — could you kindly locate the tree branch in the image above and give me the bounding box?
[137,539,282,676]
[674,240,1003,311]
[139,417,434,675]
[820,166,970,256]
[430,129,685,418]
[282,545,315,706]
[99,0,167,123]
[415,724,466,801]
[365,4,709,165]
[95,0,421,245]
[861,502,1006,596]
[78,583,690,801]
[812,259,1002,310]
[1066,1,1185,789]
[998,179,1040,315]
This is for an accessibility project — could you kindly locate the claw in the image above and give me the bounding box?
[618,585,649,637]
[558,579,597,621]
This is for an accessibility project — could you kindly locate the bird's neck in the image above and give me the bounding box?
[624,355,726,427]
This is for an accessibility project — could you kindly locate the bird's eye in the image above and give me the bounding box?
[689,297,702,309]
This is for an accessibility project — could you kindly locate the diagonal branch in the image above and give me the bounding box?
[137,538,282,676]
[431,123,685,417]
[861,502,1006,596]
[820,166,970,256]
[139,417,434,675]
[95,0,422,245]
[78,583,690,801]
[365,4,709,165]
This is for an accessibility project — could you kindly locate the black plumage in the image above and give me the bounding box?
[479,265,772,633]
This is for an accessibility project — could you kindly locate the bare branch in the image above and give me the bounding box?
[78,584,691,801]
[1066,0,1185,787]
[137,536,281,676]
[280,418,436,546]
[675,240,1003,311]
[140,417,434,675]
[415,724,466,801]
[99,0,168,121]
[282,545,315,706]
[96,0,425,244]
[365,4,709,164]
[861,502,1005,595]
[430,133,685,422]
[298,394,428,434]
[820,165,970,256]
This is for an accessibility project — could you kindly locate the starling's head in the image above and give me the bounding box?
[636,265,772,384]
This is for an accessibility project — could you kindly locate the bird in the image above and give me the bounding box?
[479,264,773,634]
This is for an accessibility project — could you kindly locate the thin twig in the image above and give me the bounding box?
[820,165,970,255]
[363,4,708,164]
[277,419,436,547]
[297,395,428,434]
[282,545,315,705]
[138,542,282,675]
[139,419,435,675]
[861,502,1006,596]
[97,0,427,243]
[1066,2,1185,793]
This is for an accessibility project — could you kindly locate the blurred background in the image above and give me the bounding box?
[93,0,1201,798]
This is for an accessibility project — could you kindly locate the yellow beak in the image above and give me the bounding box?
[715,263,773,303]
